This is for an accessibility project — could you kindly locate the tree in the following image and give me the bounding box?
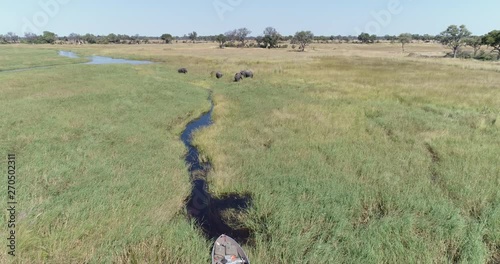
[131,34,141,44]
[24,32,38,43]
[262,27,280,48]
[482,30,500,60]
[439,25,472,58]
[40,31,56,44]
[68,33,81,44]
[358,32,375,44]
[465,36,483,57]
[292,31,314,51]
[412,34,422,41]
[255,36,264,47]
[398,33,412,53]
[215,34,226,48]
[82,33,97,44]
[225,30,237,44]
[422,34,433,43]
[235,28,251,47]
[161,33,173,44]
[188,31,197,43]
[106,33,119,43]
[6,32,19,43]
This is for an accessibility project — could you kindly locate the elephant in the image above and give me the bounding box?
[216,71,223,79]
[240,70,253,78]
[178,68,188,74]
[234,72,243,82]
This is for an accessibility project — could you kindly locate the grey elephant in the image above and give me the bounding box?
[216,71,223,79]
[178,68,188,74]
[234,72,243,82]
[240,70,253,78]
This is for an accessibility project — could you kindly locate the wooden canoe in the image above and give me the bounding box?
[212,234,250,264]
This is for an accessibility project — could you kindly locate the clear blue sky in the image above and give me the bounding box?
[1,0,499,37]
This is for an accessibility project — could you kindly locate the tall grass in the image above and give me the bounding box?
[196,53,500,263]
[0,53,211,263]
[0,46,86,71]
[1,44,499,263]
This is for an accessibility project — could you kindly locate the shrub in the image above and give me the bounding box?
[444,50,472,59]
[474,50,495,61]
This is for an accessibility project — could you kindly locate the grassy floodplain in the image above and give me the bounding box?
[0,45,211,263]
[1,43,499,263]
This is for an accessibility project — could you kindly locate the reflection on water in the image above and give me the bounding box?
[58,50,79,58]
[58,51,152,65]
[85,56,152,65]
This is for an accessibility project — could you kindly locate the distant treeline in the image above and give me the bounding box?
[0,31,443,45]
[1,25,499,60]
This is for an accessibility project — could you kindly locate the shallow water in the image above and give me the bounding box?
[58,50,152,65]
[58,50,79,59]
[85,56,152,65]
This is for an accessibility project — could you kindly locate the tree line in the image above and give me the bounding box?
[359,25,499,60]
[1,25,499,60]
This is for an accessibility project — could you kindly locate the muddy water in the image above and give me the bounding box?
[181,92,252,244]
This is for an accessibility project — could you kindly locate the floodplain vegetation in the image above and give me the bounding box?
[0,42,499,263]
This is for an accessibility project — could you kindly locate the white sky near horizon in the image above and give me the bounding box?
[1,0,499,37]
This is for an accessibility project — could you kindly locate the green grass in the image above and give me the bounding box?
[0,46,87,71]
[0,48,212,263]
[1,44,499,263]
[196,55,500,263]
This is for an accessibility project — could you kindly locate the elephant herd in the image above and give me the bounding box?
[178,68,254,82]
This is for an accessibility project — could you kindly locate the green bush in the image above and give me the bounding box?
[474,50,495,61]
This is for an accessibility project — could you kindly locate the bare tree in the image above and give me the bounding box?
[68,33,81,44]
[235,28,251,47]
[6,32,19,43]
[225,30,237,44]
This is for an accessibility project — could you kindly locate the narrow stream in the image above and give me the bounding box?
[5,49,252,243]
[181,92,252,244]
